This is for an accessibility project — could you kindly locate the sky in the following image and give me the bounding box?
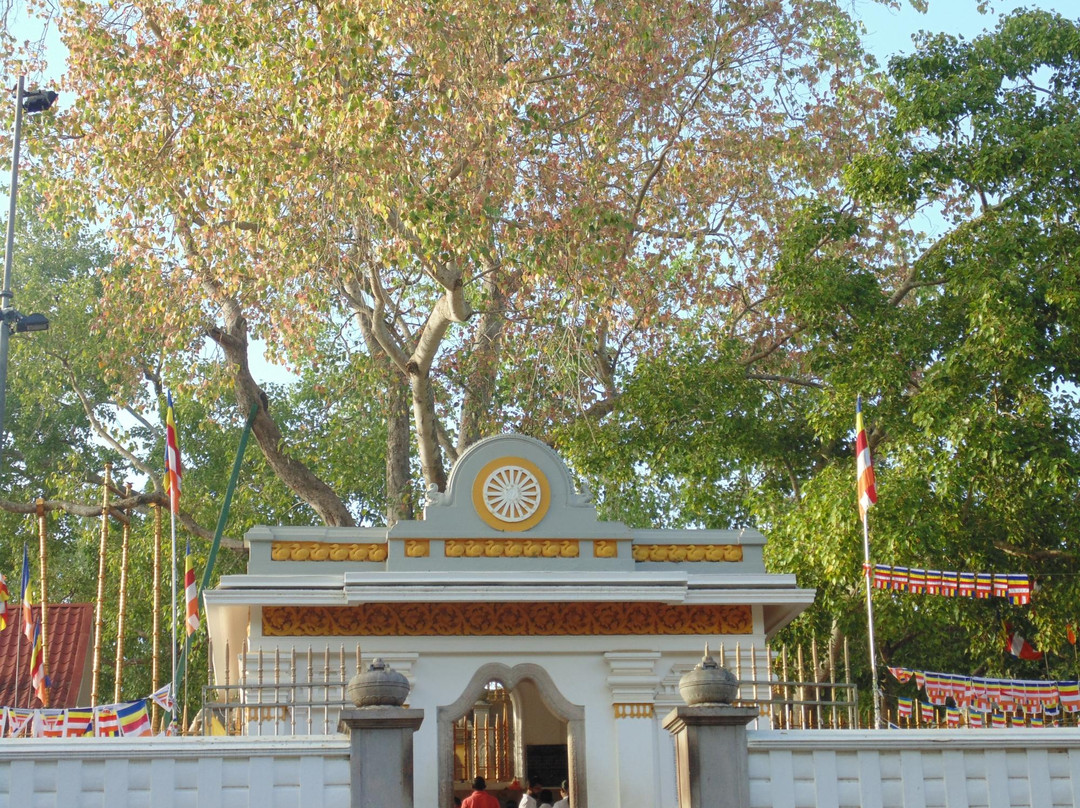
[5,0,1073,87]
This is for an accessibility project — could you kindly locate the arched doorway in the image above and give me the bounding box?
[438,663,587,808]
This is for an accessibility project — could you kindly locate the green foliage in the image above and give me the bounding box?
[564,9,1080,695]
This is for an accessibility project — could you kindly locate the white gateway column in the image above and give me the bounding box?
[605,651,662,808]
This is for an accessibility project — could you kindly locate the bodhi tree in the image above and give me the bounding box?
[41,0,885,525]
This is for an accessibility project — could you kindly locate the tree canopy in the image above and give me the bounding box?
[1,1,1078,712]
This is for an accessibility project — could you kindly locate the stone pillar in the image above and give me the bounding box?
[340,707,425,808]
[661,706,758,808]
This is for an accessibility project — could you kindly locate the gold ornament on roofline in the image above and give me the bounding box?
[262,602,753,637]
[271,541,388,562]
[632,544,743,562]
[444,539,579,558]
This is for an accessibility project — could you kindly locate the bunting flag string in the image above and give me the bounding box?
[888,666,1080,714]
[869,565,1031,604]
[0,684,176,738]
[894,699,1072,729]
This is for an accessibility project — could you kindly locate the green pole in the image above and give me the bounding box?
[169,402,258,729]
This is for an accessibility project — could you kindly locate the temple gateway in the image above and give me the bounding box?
[204,433,814,807]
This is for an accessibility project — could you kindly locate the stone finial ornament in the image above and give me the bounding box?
[678,643,739,706]
[347,657,411,707]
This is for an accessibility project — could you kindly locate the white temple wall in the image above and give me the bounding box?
[747,729,1080,808]
[6,730,1080,806]
[0,737,350,807]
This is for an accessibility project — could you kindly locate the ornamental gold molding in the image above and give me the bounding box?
[262,602,753,637]
[593,540,618,558]
[614,703,654,719]
[445,539,579,558]
[404,540,430,558]
[270,541,388,562]
[632,544,743,562]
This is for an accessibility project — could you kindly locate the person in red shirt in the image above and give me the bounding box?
[462,776,500,808]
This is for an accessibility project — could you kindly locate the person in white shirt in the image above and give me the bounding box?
[518,776,543,808]
[552,780,569,808]
[537,789,554,808]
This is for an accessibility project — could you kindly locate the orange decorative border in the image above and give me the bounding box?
[632,544,743,562]
[445,539,578,558]
[262,602,752,637]
[271,542,388,562]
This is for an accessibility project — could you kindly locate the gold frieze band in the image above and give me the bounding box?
[404,540,430,558]
[614,704,655,719]
[262,602,752,637]
[271,541,388,562]
[445,539,579,558]
[632,544,743,562]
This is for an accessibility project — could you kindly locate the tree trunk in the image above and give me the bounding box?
[209,302,356,527]
[458,273,506,454]
[385,374,413,526]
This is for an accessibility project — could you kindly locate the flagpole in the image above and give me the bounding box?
[169,485,178,732]
[862,513,882,728]
[855,395,882,729]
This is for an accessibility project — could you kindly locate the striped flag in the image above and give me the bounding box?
[185,539,199,636]
[116,700,152,737]
[0,571,9,630]
[164,392,182,514]
[6,708,33,737]
[30,618,48,705]
[1006,627,1043,661]
[64,708,94,737]
[855,396,877,519]
[150,683,175,713]
[94,706,122,737]
[21,544,34,643]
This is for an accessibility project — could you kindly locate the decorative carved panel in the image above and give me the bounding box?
[262,602,753,637]
[444,539,579,558]
[613,703,655,719]
[631,544,743,562]
[270,542,388,562]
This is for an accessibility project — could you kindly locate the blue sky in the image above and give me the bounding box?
[6,0,1073,87]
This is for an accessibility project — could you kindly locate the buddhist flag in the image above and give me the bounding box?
[150,683,175,713]
[21,544,34,643]
[116,700,152,737]
[34,709,65,738]
[855,396,877,519]
[0,571,9,631]
[94,706,121,737]
[29,619,48,705]
[164,392,182,514]
[1006,626,1043,661]
[185,539,199,636]
[64,708,94,737]
[897,696,913,720]
[6,708,33,737]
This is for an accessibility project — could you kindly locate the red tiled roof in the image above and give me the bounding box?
[0,603,94,709]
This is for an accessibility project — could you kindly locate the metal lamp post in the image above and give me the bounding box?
[0,76,57,468]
